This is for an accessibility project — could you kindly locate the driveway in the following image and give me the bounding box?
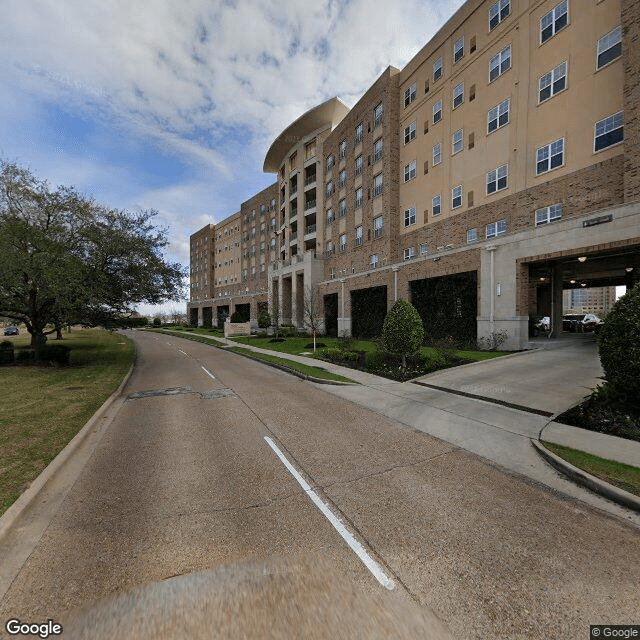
[415,333,603,416]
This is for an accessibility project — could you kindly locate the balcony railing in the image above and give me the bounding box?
[304,175,316,187]
[305,224,316,235]
[304,199,316,211]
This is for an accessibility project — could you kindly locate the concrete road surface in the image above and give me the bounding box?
[0,330,637,639]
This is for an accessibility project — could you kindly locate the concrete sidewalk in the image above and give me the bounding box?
[168,330,640,525]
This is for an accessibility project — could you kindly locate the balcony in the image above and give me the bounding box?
[304,199,316,213]
[304,174,316,188]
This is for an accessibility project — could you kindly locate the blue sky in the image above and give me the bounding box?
[1,0,464,317]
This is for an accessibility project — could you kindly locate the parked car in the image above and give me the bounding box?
[562,314,603,332]
[529,315,550,337]
[3,326,19,336]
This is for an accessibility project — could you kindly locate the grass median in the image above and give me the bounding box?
[227,347,356,383]
[542,442,640,496]
[0,329,134,516]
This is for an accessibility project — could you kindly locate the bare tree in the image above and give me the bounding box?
[303,285,322,352]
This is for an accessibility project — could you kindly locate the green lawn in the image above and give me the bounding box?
[0,329,134,515]
[542,442,640,496]
[227,335,505,363]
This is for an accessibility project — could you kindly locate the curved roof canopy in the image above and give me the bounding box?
[263,97,349,173]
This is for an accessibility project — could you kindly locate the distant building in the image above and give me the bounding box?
[563,287,617,316]
[189,0,640,349]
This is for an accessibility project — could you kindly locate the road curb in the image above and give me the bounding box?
[530,439,640,513]
[0,360,135,544]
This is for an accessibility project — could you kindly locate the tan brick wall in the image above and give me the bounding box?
[623,0,640,202]
[322,67,400,278]
[399,156,624,259]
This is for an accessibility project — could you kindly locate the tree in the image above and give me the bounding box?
[0,161,185,351]
[380,299,424,368]
[597,282,640,407]
[302,285,322,352]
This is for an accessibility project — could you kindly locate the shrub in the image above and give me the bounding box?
[279,324,297,337]
[153,317,161,327]
[380,299,425,366]
[597,282,640,408]
[257,310,271,329]
[16,348,36,363]
[0,340,14,365]
[230,311,244,323]
[38,344,71,365]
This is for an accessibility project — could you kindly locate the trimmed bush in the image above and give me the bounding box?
[38,344,72,365]
[597,282,640,407]
[380,299,425,366]
[230,311,243,323]
[257,310,271,329]
[0,340,14,365]
[153,317,161,327]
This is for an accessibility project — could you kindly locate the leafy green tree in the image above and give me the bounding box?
[257,309,271,329]
[597,282,640,407]
[0,161,185,351]
[380,299,424,367]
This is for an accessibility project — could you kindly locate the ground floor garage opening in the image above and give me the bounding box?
[351,286,387,339]
[526,245,640,338]
[202,307,213,328]
[323,293,338,337]
[216,305,230,328]
[410,271,478,346]
[234,303,250,323]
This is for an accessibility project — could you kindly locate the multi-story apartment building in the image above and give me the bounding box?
[188,0,640,350]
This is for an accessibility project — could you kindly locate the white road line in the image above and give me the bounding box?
[177,349,188,356]
[263,436,395,591]
[201,366,216,380]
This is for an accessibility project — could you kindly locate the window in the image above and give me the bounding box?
[326,180,334,197]
[404,160,417,182]
[373,173,383,197]
[539,61,566,102]
[339,139,347,160]
[433,56,443,81]
[487,98,509,133]
[355,225,363,245]
[404,246,416,260]
[420,243,428,256]
[373,216,383,238]
[489,0,510,30]
[452,129,463,154]
[535,203,562,226]
[370,254,379,269]
[373,138,383,162]
[339,234,347,252]
[271,217,277,231]
[325,241,334,257]
[486,219,507,238]
[326,154,335,170]
[339,169,347,188]
[597,26,622,69]
[355,155,363,177]
[432,195,441,216]
[540,0,568,44]
[487,164,508,194]
[453,82,464,109]
[326,208,334,224]
[452,185,463,209]
[355,187,363,208]
[339,198,347,217]
[404,121,417,144]
[433,100,442,124]
[404,207,416,227]
[373,103,383,127]
[404,83,417,107]
[594,111,623,151]
[355,123,363,144]
[271,237,277,249]
[467,228,478,244]
[433,143,442,166]
[489,44,511,82]
[454,36,464,62]
[536,138,564,174]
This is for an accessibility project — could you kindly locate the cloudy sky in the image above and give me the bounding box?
[1,0,464,316]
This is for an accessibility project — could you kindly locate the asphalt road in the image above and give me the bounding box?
[0,330,638,639]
